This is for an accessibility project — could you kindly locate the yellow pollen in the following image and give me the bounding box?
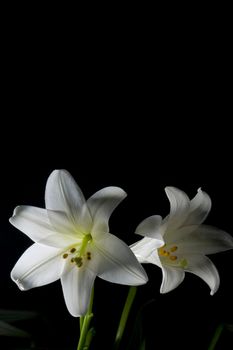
[170,246,178,252]
[169,255,178,261]
[70,248,76,253]
[63,253,68,259]
[158,248,168,256]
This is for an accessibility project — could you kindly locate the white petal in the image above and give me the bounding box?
[184,188,212,226]
[61,267,96,317]
[130,237,164,265]
[176,225,233,255]
[160,265,185,293]
[87,187,127,237]
[165,225,199,245]
[45,170,92,232]
[47,210,83,240]
[185,255,220,295]
[11,244,64,290]
[135,215,163,239]
[162,187,190,234]
[10,206,75,248]
[87,234,148,285]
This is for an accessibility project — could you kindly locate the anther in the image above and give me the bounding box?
[170,246,178,252]
[86,252,92,260]
[70,248,76,253]
[169,255,178,261]
[158,248,167,256]
[71,258,75,263]
[63,253,68,259]
[74,257,83,267]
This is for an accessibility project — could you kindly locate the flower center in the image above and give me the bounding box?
[62,233,93,268]
[158,244,187,268]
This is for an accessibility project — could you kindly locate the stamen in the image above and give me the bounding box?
[63,253,68,259]
[169,255,177,261]
[170,246,178,252]
[86,251,92,260]
[71,258,75,263]
[74,257,83,267]
[158,248,168,256]
[70,248,76,253]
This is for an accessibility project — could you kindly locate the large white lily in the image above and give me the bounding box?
[10,170,147,316]
[131,187,233,295]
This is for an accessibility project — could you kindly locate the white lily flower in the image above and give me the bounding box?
[131,187,233,295]
[10,170,147,317]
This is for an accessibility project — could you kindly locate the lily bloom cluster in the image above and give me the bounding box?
[10,170,233,316]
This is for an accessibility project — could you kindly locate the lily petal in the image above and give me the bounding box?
[88,234,148,285]
[177,225,233,255]
[47,210,84,240]
[135,215,163,239]
[61,267,96,317]
[9,206,75,248]
[11,244,64,290]
[87,187,127,237]
[163,187,190,233]
[45,170,92,232]
[160,265,185,293]
[185,255,220,295]
[131,237,164,264]
[184,188,212,226]
[165,225,198,245]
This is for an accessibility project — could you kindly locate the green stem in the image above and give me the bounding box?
[208,323,224,350]
[77,286,95,350]
[80,316,84,332]
[113,286,137,350]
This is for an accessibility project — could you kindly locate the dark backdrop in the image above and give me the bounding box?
[1,9,232,350]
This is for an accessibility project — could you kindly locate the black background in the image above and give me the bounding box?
[1,6,232,350]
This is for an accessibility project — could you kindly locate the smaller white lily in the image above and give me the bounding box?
[131,187,233,295]
[10,170,147,316]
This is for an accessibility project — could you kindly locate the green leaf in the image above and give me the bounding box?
[208,323,224,350]
[139,339,146,350]
[83,327,96,350]
[226,323,233,332]
[0,320,30,338]
[126,299,155,350]
[0,309,37,322]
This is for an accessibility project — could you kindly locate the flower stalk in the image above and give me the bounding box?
[113,286,137,350]
[77,286,95,350]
